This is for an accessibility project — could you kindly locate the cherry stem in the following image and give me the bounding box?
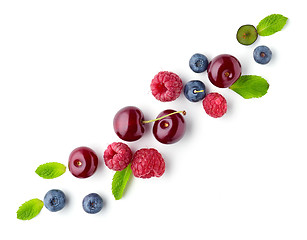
[193,89,204,93]
[142,110,186,124]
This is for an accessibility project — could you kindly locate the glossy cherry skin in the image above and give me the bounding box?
[207,54,241,88]
[153,109,185,144]
[113,106,145,142]
[68,147,98,178]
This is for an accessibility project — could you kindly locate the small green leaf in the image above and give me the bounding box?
[35,162,66,179]
[257,14,288,36]
[17,198,44,220]
[112,164,132,200]
[229,75,269,99]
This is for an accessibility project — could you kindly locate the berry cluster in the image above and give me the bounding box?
[150,53,241,118]
[68,143,165,179]
[17,13,288,220]
[149,22,277,117]
[236,25,272,64]
[44,189,103,214]
[104,142,166,178]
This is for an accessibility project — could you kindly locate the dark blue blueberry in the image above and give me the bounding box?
[82,193,103,214]
[44,189,66,212]
[184,80,206,102]
[253,45,272,64]
[189,53,208,73]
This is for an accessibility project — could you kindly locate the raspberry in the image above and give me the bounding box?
[131,148,165,178]
[150,71,183,102]
[202,92,227,118]
[103,142,132,171]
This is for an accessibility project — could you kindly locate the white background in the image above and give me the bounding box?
[1,0,306,239]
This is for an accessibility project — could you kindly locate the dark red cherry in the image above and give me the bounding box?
[153,109,186,144]
[207,54,241,88]
[113,106,145,142]
[68,146,98,178]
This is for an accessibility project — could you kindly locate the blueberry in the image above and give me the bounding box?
[189,53,208,73]
[44,189,66,212]
[236,25,258,45]
[253,45,272,64]
[184,80,206,102]
[82,193,103,214]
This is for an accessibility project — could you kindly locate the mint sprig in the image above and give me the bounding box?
[257,14,288,36]
[229,75,269,99]
[17,198,44,220]
[112,164,132,200]
[35,162,66,179]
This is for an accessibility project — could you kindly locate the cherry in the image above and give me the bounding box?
[68,146,98,178]
[207,54,241,88]
[113,106,186,143]
[152,109,186,144]
[113,106,145,142]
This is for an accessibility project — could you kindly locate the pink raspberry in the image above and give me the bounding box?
[150,71,183,102]
[131,148,165,178]
[202,92,227,118]
[103,142,133,171]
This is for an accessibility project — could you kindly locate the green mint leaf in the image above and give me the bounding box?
[229,75,269,99]
[17,198,44,220]
[112,164,132,200]
[35,162,66,179]
[257,14,288,36]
